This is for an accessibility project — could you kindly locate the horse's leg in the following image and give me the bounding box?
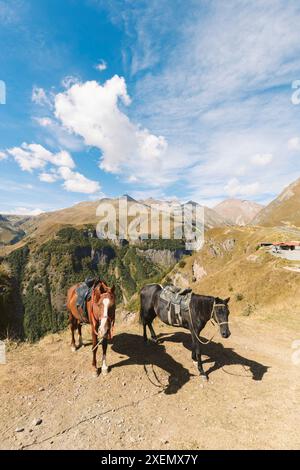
[101,337,109,375]
[147,321,158,343]
[78,323,83,348]
[70,315,76,352]
[191,336,197,364]
[91,328,98,376]
[143,322,148,342]
[191,331,207,381]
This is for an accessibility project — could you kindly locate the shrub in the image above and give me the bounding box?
[235,293,244,301]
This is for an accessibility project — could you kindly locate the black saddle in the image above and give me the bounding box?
[76,278,96,322]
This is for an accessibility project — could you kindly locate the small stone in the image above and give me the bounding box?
[38,387,45,392]
[33,418,43,426]
[15,427,24,433]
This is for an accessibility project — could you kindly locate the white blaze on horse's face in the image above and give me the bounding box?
[98,298,110,339]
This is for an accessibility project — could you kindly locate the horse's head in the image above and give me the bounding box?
[92,282,116,340]
[213,297,231,338]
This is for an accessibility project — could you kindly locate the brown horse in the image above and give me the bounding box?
[67,279,116,375]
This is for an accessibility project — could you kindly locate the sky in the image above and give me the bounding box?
[1,0,300,215]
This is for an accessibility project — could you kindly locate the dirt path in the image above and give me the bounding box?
[0,316,299,450]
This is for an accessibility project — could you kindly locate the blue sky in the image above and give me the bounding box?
[1,0,300,215]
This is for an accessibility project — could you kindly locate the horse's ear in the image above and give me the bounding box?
[225,297,230,304]
[97,282,105,294]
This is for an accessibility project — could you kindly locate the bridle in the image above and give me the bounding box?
[188,299,229,345]
[210,301,230,327]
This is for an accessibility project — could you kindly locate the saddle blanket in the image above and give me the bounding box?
[159,285,192,327]
[76,278,95,322]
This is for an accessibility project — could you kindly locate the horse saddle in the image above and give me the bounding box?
[76,278,95,322]
[159,285,192,327]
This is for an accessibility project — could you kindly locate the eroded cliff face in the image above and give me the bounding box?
[1,227,185,341]
[136,248,189,268]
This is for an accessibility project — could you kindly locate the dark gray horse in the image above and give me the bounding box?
[140,284,231,381]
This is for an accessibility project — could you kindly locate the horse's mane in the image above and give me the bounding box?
[191,293,217,319]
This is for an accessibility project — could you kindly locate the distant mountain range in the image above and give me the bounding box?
[1,177,300,249]
[252,177,300,227]
[0,214,30,246]
[214,199,263,226]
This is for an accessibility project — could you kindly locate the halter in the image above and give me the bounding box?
[188,299,229,345]
[210,301,229,327]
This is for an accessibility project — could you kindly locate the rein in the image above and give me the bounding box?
[188,299,228,346]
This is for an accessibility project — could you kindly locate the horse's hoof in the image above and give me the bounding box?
[200,374,208,382]
[71,346,76,353]
[92,369,99,378]
[148,338,158,344]
[102,367,109,376]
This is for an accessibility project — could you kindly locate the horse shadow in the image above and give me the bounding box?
[111,333,195,395]
[161,332,269,381]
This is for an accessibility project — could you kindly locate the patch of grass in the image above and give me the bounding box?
[235,293,244,302]
[242,304,254,316]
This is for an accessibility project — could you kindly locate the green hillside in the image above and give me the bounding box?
[0,226,186,341]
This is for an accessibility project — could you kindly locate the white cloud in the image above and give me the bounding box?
[251,153,273,166]
[57,166,101,194]
[6,143,75,172]
[109,1,300,202]
[224,178,260,198]
[34,117,84,152]
[288,137,300,151]
[5,207,45,216]
[39,171,59,183]
[35,117,54,127]
[95,60,107,72]
[4,141,100,194]
[0,151,7,161]
[54,75,188,186]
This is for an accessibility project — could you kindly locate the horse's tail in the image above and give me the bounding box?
[139,285,146,324]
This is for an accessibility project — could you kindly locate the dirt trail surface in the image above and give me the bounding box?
[0,317,299,450]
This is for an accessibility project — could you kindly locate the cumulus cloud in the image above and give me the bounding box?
[39,171,59,183]
[54,75,190,186]
[0,151,7,161]
[57,166,101,194]
[95,60,107,71]
[6,143,75,172]
[251,153,273,166]
[224,178,260,198]
[3,143,100,194]
[39,167,100,194]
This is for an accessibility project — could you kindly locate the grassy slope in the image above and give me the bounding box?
[169,226,300,326]
[253,177,300,227]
